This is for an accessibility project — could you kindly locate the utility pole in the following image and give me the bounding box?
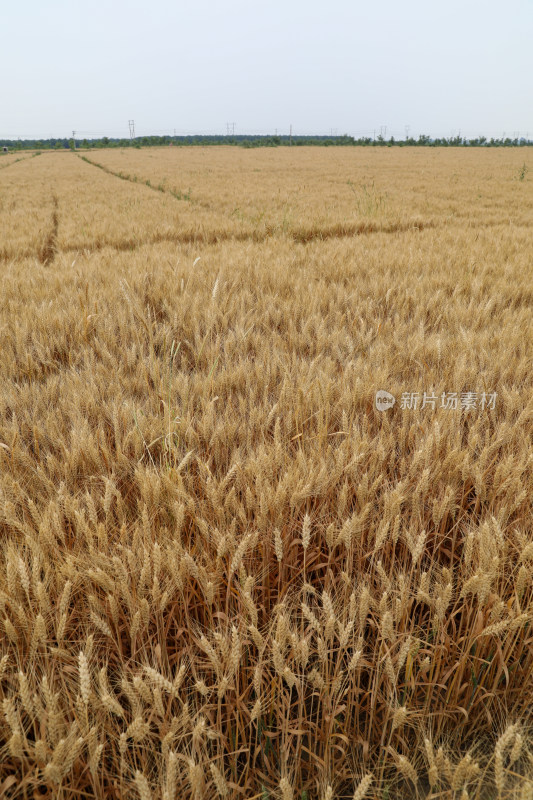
[128,120,135,140]
[72,130,76,149]
[405,125,410,140]
[290,124,292,146]
[226,122,236,136]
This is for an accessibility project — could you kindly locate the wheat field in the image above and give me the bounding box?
[0,146,532,800]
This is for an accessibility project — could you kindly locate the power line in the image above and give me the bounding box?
[128,120,136,140]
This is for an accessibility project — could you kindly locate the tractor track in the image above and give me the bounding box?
[38,195,59,265]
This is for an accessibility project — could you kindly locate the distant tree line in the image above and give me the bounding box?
[1,133,531,151]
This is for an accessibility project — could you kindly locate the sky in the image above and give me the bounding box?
[2,0,532,140]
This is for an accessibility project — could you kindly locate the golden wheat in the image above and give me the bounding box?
[0,146,532,799]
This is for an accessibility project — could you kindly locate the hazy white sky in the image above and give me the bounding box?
[2,0,532,140]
